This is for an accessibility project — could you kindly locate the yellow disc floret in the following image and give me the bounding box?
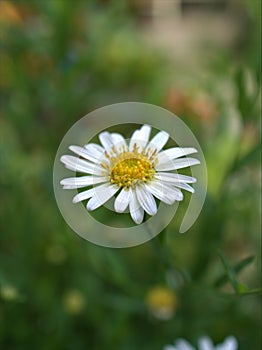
[110,154,155,188]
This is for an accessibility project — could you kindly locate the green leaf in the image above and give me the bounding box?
[214,255,255,288]
[235,67,247,121]
[238,288,262,296]
[217,250,239,293]
[235,143,260,170]
[236,283,249,294]
[235,255,255,272]
[234,66,261,123]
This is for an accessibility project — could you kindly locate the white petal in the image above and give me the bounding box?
[111,133,127,153]
[216,337,237,350]
[114,187,131,213]
[60,155,104,175]
[129,130,140,151]
[99,131,113,150]
[69,145,103,164]
[172,182,195,193]
[163,346,177,350]
[145,181,183,204]
[157,147,198,165]
[73,188,95,203]
[156,157,200,171]
[138,124,151,145]
[136,184,157,216]
[84,143,106,159]
[129,124,151,151]
[60,176,109,189]
[63,186,81,189]
[146,130,169,154]
[86,184,119,211]
[129,189,144,224]
[198,337,214,350]
[155,172,196,184]
[175,339,195,350]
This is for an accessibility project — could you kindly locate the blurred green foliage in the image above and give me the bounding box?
[0,1,260,349]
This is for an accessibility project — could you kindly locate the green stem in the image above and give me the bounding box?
[145,222,188,288]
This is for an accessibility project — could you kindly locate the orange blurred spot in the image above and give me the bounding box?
[165,87,217,123]
[0,1,23,25]
[165,88,190,116]
[190,95,218,122]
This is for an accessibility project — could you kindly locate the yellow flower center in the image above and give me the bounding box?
[111,158,155,188]
[101,148,155,188]
[100,143,158,189]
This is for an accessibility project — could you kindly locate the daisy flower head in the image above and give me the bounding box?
[163,336,238,350]
[60,124,200,225]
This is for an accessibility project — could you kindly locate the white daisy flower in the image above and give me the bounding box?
[60,124,200,224]
[163,336,238,350]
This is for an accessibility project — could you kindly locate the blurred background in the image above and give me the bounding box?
[0,0,260,349]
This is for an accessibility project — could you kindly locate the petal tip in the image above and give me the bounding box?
[60,155,67,163]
